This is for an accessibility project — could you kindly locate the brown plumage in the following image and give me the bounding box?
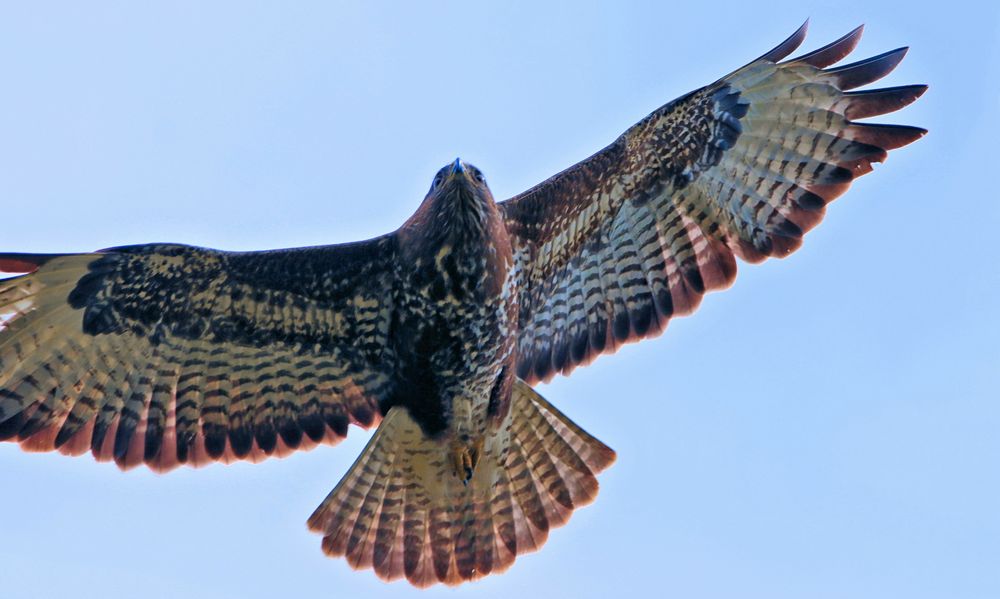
[0,23,923,587]
[503,23,926,383]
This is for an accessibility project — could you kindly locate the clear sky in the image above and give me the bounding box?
[0,2,997,598]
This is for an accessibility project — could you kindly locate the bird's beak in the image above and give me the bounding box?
[445,158,471,190]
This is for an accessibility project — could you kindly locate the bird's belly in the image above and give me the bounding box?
[390,253,517,440]
[430,293,513,431]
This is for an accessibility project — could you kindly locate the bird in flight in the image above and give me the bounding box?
[0,22,924,587]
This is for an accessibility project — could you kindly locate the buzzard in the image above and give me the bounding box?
[0,23,924,587]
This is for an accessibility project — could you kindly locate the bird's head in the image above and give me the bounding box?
[411,158,496,241]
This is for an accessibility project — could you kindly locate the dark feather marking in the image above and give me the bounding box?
[277,418,303,450]
[827,47,908,90]
[756,21,808,63]
[143,382,174,461]
[843,85,927,120]
[793,25,863,68]
[301,400,327,443]
[570,326,590,365]
[0,389,26,440]
[324,403,350,438]
[204,426,228,459]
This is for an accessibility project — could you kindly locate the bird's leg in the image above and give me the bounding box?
[449,436,485,486]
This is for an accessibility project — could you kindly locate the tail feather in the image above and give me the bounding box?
[428,505,455,583]
[401,496,431,584]
[490,470,519,558]
[371,473,405,578]
[308,380,614,587]
[508,447,550,551]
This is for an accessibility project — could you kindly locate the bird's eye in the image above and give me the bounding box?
[472,169,485,183]
[432,173,444,189]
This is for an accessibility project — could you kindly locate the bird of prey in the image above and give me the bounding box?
[0,23,924,587]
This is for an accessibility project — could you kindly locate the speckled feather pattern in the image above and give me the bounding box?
[501,23,925,383]
[0,23,923,588]
[0,241,397,469]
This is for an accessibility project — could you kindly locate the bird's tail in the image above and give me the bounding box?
[307,379,615,587]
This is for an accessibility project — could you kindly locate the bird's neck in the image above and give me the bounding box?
[402,192,498,254]
[399,199,512,299]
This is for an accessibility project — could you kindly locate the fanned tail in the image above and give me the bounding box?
[307,380,614,587]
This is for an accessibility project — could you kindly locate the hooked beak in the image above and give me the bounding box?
[445,158,471,190]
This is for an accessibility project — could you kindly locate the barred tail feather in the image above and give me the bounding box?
[307,380,615,587]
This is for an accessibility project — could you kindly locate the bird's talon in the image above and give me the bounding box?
[450,438,483,485]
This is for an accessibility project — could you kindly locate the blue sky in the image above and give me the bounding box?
[1,2,997,598]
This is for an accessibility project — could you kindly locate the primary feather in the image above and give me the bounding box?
[501,22,926,383]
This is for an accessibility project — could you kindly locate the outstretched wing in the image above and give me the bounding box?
[0,237,398,471]
[501,23,926,384]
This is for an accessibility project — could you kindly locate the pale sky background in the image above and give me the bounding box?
[0,2,997,598]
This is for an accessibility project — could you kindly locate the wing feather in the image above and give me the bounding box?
[0,236,398,471]
[501,25,926,383]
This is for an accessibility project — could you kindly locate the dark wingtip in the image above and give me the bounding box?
[843,84,928,119]
[827,46,909,90]
[902,126,929,145]
[851,123,928,150]
[793,24,864,68]
[759,20,809,63]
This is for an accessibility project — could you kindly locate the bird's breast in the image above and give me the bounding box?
[387,228,518,439]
